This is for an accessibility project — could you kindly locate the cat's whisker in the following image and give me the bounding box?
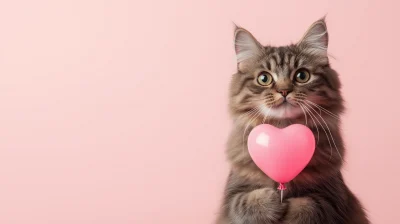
[294,93,307,98]
[303,101,322,115]
[241,99,273,108]
[304,100,340,120]
[239,96,274,109]
[298,103,320,143]
[304,103,343,161]
[243,107,258,116]
[252,98,275,103]
[242,108,262,154]
[305,100,338,119]
[300,101,333,159]
[302,104,320,143]
[253,95,274,100]
[262,105,272,124]
[298,102,308,126]
[236,107,258,121]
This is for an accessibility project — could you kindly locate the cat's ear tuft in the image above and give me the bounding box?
[297,18,328,56]
[234,25,263,71]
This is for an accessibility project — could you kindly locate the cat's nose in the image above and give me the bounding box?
[277,89,292,97]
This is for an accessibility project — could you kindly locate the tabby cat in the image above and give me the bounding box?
[216,18,370,224]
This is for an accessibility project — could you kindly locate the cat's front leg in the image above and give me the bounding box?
[282,196,340,224]
[228,188,287,224]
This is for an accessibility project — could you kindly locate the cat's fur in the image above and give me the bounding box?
[216,18,369,224]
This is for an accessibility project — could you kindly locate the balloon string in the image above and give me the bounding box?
[277,183,286,203]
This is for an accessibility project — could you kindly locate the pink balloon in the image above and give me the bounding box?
[247,124,315,186]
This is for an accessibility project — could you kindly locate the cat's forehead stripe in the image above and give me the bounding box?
[265,48,300,70]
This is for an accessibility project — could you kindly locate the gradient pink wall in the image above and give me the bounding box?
[0,0,398,223]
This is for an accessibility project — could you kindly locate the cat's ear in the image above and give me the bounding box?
[234,25,263,71]
[297,18,328,56]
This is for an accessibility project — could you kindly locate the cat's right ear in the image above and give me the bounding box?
[297,18,328,57]
[234,25,263,72]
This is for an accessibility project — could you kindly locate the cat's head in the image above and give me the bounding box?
[229,18,343,126]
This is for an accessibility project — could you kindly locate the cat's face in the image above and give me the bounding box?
[230,19,343,124]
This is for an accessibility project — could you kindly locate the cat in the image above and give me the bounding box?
[216,18,370,224]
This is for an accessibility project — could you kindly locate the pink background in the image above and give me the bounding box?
[0,0,398,223]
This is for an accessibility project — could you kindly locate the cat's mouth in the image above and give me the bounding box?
[260,97,302,119]
[274,97,298,108]
[273,102,295,112]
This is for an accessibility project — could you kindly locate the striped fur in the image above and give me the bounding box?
[216,18,369,224]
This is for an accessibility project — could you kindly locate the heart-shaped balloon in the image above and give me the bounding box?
[247,124,315,188]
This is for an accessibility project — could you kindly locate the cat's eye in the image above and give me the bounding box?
[257,72,273,86]
[294,69,311,83]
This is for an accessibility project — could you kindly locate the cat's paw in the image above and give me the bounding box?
[282,197,314,223]
[246,188,288,222]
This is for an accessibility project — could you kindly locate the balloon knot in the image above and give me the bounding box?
[277,183,286,190]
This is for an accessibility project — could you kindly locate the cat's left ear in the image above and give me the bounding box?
[297,18,328,56]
